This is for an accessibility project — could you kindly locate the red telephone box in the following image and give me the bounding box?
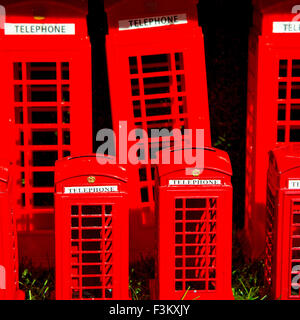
[0,0,92,268]
[105,0,211,261]
[245,0,300,259]
[0,161,23,300]
[55,155,129,300]
[265,144,300,300]
[155,147,233,300]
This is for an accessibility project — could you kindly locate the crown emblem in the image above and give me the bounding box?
[192,169,201,177]
[87,176,96,184]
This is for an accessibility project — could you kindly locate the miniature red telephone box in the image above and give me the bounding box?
[0,161,23,300]
[155,147,233,300]
[245,0,300,259]
[105,0,211,261]
[0,0,92,268]
[55,155,129,300]
[265,144,300,300]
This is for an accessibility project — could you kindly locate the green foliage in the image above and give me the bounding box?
[232,283,265,300]
[19,261,54,300]
[231,229,269,300]
[213,134,232,152]
[129,255,155,300]
[232,260,268,300]
[232,265,267,300]
[17,234,270,301]
[129,268,146,300]
[181,287,200,300]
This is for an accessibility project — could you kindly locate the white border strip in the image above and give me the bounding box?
[119,13,188,31]
[4,23,75,35]
[64,186,119,194]
[169,179,222,186]
[273,21,300,33]
[289,180,300,190]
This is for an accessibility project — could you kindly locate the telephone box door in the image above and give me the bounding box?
[159,190,232,300]
[57,199,128,300]
[280,197,300,300]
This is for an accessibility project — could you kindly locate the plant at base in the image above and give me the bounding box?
[181,286,200,301]
[19,260,54,300]
[232,260,268,300]
[129,268,144,300]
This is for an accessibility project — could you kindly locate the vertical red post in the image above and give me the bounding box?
[0,161,23,300]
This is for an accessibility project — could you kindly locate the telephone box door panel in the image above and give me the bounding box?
[280,197,300,300]
[158,189,233,300]
[56,199,128,300]
[0,49,92,268]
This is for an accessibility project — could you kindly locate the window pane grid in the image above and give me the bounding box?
[12,61,71,232]
[277,59,300,143]
[174,197,217,293]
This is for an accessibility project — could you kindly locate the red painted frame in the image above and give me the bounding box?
[155,147,233,300]
[55,155,129,300]
[0,161,24,300]
[105,0,211,262]
[245,0,300,259]
[0,0,92,268]
[265,144,300,300]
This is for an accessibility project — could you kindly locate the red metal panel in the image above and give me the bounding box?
[245,0,300,259]
[0,1,92,269]
[155,147,233,300]
[55,156,129,300]
[0,161,24,300]
[265,144,300,300]
[105,0,211,262]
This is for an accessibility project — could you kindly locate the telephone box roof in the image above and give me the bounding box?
[253,0,299,14]
[1,0,88,18]
[269,144,300,174]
